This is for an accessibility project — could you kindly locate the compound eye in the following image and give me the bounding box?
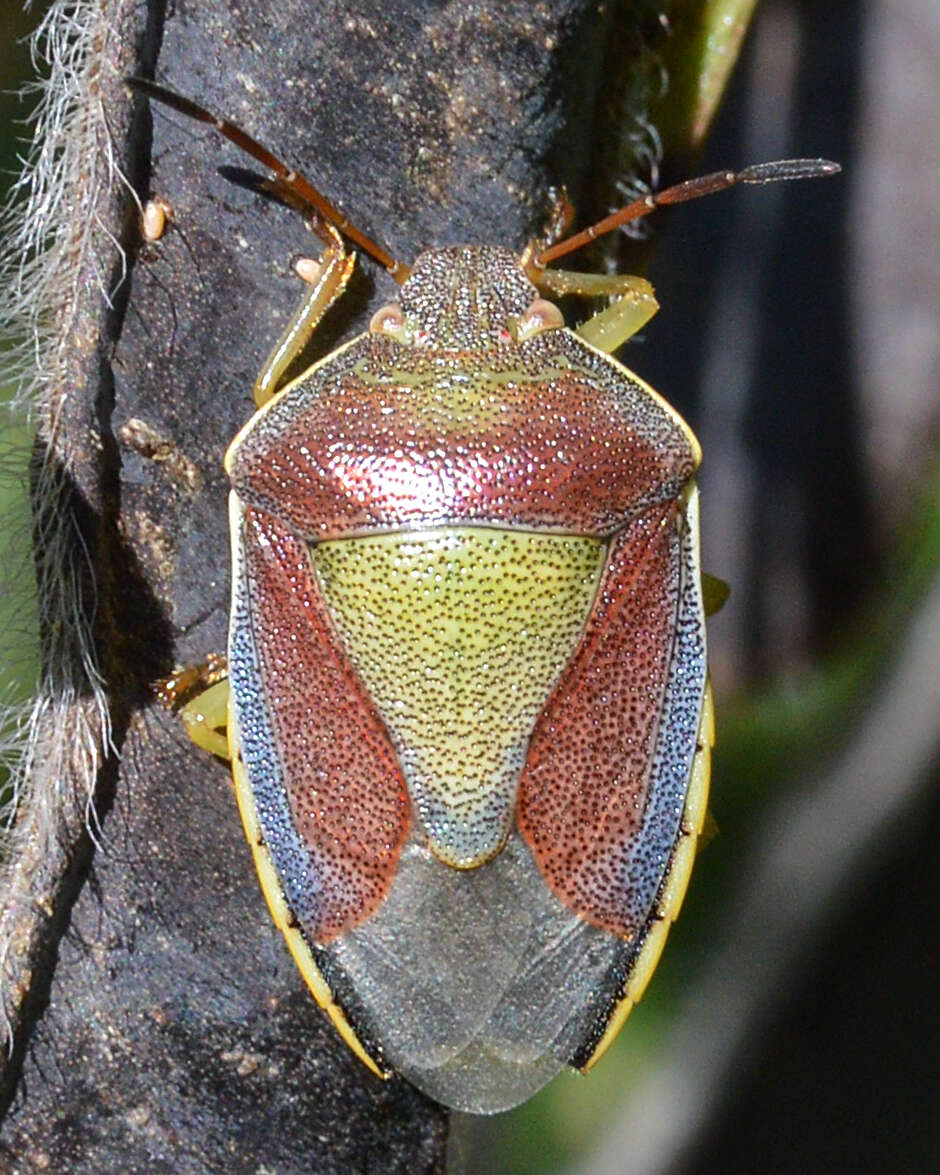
[512,298,565,342]
[369,302,410,342]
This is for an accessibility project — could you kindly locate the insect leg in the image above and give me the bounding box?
[180,679,231,758]
[701,572,731,616]
[158,656,231,758]
[253,222,356,408]
[535,269,660,353]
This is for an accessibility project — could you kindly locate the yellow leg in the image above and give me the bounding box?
[534,269,660,354]
[180,678,231,759]
[702,572,731,616]
[540,187,576,248]
[253,221,357,407]
[157,656,231,759]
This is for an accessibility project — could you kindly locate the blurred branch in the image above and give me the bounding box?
[654,0,760,163]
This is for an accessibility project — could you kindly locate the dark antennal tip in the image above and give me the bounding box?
[739,159,842,184]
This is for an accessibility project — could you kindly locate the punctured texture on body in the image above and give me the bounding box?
[227,246,703,949]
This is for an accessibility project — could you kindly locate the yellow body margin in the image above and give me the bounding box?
[226,688,389,1079]
[581,681,715,1072]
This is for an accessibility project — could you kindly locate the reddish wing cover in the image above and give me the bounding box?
[231,503,410,942]
[518,501,683,937]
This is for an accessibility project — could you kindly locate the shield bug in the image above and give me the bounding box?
[132,77,838,1113]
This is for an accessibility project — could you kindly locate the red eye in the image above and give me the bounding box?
[523,299,564,332]
[369,303,406,336]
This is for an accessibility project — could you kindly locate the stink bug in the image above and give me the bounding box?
[132,77,838,1113]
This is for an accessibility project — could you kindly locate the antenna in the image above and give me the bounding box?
[126,77,409,282]
[537,159,841,267]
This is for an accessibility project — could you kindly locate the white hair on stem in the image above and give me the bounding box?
[0,0,134,1047]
